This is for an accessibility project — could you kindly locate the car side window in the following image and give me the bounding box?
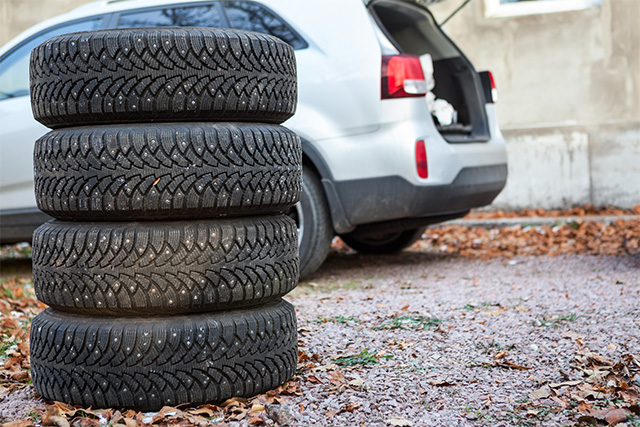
[0,18,103,101]
[223,1,307,50]
[117,5,224,28]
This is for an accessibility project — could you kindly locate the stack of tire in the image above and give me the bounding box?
[28,27,301,411]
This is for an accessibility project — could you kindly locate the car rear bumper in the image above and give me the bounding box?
[328,163,507,231]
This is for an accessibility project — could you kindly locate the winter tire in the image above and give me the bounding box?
[30,300,297,411]
[30,27,297,128]
[34,123,302,220]
[33,216,299,315]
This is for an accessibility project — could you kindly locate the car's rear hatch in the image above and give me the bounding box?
[368,0,491,143]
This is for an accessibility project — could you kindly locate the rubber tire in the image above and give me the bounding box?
[30,28,297,128]
[340,227,426,254]
[33,216,299,315]
[293,167,333,280]
[30,300,297,411]
[34,123,302,220]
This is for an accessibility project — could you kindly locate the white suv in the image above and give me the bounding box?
[0,0,507,278]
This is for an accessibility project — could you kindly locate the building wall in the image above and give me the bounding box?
[2,0,639,209]
[430,0,640,209]
[0,0,88,46]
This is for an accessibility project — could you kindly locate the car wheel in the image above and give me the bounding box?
[287,167,333,280]
[340,227,426,254]
[30,300,297,411]
[33,123,302,220]
[33,216,299,315]
[30,28,297,128]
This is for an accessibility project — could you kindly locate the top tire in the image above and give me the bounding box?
[30,27,297,128]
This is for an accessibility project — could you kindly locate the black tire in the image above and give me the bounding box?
[30,28,297,128]
[341,227,426,254]
[30,300,297,411]
[34,123,302,220]
[288,167,333,280]
[32,216,299,315]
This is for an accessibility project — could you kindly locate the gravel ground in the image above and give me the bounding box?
[286,250,639,427]
[0,246,638,426]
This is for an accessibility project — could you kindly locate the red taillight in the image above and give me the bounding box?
[381,54,427,99]
[415,140,428,179]
[488,71,498,103]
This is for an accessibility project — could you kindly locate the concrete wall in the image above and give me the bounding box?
[2,0,639,209]
[430,0,640,209]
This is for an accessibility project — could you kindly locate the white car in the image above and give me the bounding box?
[0,0,507,278]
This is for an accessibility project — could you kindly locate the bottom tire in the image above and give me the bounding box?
[30,300,297,411]
[340,227,426,254]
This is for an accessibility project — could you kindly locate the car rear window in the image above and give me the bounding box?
[116,1,307,50]
[118,5,225,28]
[222,1,307,50]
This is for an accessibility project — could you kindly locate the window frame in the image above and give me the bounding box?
[484,0,603,18]
[115,2,226,29]
[113,0,308,50]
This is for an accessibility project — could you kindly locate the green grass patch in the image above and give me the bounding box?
[335,350,393,367]
[313,316,359,324]
[539,313,578,327]
[374,315,442,331]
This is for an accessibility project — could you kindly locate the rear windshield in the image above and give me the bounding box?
[372,1,459,60]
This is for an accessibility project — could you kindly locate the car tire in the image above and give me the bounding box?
[30,28,297,128]
[34,123,302,220]
[340,227,426,254]
[289,167,333,280]
[30,300,297,411]
[33,216,299,315]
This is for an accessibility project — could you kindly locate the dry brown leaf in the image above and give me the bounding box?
[247,415,265,425]
[497,360,531,370]
[494,351,507,360]
[329,371,346,385]
[427,380,455,387]
[581,408,633,426]
[529,387,551,400]
[1,421,35,427]
[42,415,70,427]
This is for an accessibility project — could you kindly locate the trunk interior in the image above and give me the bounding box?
[371,0,491,143]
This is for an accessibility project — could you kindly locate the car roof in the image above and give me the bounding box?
[2,0,327,55]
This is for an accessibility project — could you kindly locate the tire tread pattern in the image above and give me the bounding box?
[33,216,298,315]
[30,28,297,127]
[34,123,302,220]
[30,301,297,411]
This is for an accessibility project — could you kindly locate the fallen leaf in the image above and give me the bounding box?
[247,415,265,425]
[348,378,364,387]
[329,370,346,385]
[587,408,633,426]
[549,380,582,388]
[494,351,507,360]
[1,422,34,427]
[427,380,455,387]
[42,416,70,427]
[498,360,531,370]
[529,386,551,400]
